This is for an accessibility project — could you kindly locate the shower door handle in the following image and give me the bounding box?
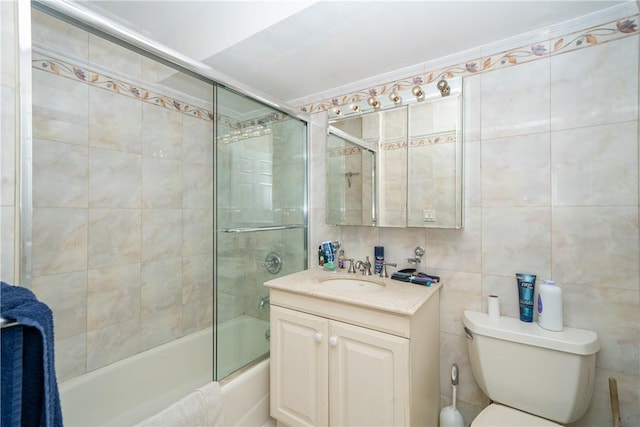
[314,332,322,343]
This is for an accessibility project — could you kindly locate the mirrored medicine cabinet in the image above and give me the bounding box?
[326,77,463,229]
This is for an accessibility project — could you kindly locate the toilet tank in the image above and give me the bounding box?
[463,310,599,424]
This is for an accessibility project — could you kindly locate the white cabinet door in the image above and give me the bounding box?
[270,305,329,427]
[329,320,410,427]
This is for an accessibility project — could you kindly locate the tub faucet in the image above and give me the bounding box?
[259,295,270,310]
[355,256,372,276]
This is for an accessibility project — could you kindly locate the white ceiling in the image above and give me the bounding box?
[82,0,633,107]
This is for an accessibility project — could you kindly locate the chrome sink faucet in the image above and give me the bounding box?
[355,256,372,276]
[347,258,357,274]
[379,262,397,278]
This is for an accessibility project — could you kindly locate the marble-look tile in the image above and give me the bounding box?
[86,319,140,371]
[216,291,244,324]
[142,57,213,106]
[551,36,638,131]
[32,9,89,61]
[308,120,328,212]
[87,263,141,330]
[552,206,638,290]
[54,333,87,383]
[481,133,551,206]
[570,367,639,427]
[462,74,481,143]
[182,253,213,304]
[183,161,213,209]
[378,226,426,268]
[481,274,522,320]
[88,208,141,268]
[141,257,182,316]
[142,157,183,208]
[340,225,380,263]
[0,2,16,86]
[141,209,182,262]
[182,296,213,335]
[32,208,88,276]
[89,148,141,208]
[32,70,89,145]
[32,271,87,339]
[89,34,142,81]
[437,270,482,336]
[439,332,485,408]
[463,140,481,208]
[33,139,88,208]
[141,305,183,351]
[481,207,551,278]
[551,122,638,206]
[142,102,183,160]
[0,207,15,283]
[480,58,550,140]
[562,282,639,376]
[89,86,142,154]
[426,206,482,273]
[1,86,16,206]
[182,209,213,256]
[182,115,213,164]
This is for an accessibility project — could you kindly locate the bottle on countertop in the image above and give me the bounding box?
[537,280,563,331]
[374,246,384,274]
[318,245,324,266]
[338,249,346,269]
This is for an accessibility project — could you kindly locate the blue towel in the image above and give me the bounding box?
[1,324,24,426]
[1,282,63,427]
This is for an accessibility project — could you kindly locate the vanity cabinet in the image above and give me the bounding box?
[265,269,441,427]
[271,305,409,426]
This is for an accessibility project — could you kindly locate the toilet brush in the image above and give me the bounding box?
[439,363,466,427]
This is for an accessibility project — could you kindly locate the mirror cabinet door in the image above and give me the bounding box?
[326,132,375,226]
[407,95,462,228]
[377,108,407,227]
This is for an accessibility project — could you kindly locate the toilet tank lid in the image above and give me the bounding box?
[463,310,600,355]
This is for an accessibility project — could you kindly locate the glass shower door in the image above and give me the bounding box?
[214,86,307,380]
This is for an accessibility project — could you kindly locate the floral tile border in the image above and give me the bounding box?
[299,15,638,115]
[32,53,288,132]
[328,130,456,156]
[409,132,457,148]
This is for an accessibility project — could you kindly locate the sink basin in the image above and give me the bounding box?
[319,276,386,291]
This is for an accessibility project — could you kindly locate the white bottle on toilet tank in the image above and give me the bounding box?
[537,280,563,331]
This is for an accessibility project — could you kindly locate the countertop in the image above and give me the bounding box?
[264,268,442,316]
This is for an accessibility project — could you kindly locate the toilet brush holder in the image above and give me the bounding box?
[440,363,466,427]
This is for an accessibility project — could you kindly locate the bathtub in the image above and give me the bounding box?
[59,315,271,426]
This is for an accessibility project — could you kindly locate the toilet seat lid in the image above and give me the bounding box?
[471,404,562,427]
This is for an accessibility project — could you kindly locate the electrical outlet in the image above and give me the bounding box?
[423,209,436,222]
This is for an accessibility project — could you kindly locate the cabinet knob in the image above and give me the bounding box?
[314,332,322,343]
[329,336,338,347]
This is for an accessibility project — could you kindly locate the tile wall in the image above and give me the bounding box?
[1,1,17,284]
[29,10,215,381]
[306,16,640,427]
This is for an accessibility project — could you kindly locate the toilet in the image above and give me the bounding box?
[463,310,600,426]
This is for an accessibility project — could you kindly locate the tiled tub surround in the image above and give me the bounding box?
[31,10,305,380]
[305,13,640,427]
[28,10,301,383]
[30,38,215,380]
